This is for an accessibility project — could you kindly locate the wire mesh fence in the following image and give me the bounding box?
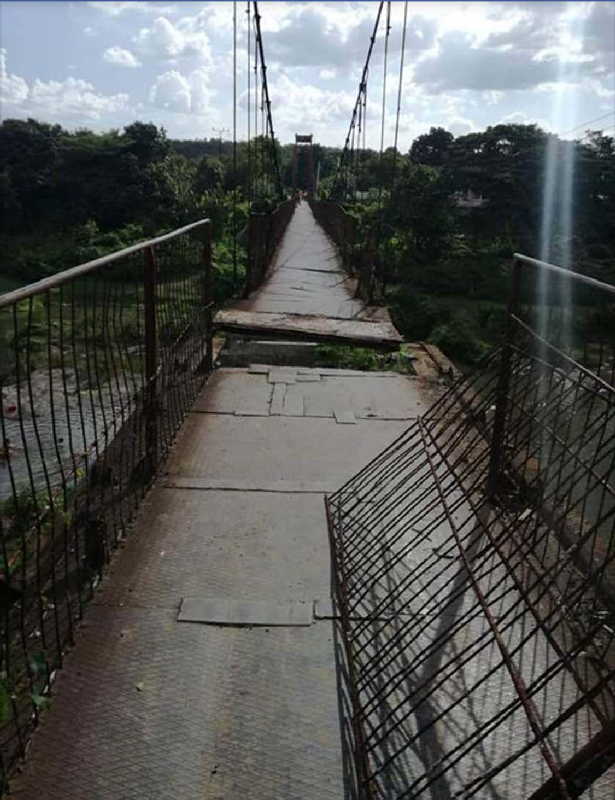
[309,198,380,304]
[326,254,615,799]
[245,198,297,294]
[0,220,214,785]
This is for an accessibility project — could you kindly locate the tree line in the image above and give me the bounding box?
[1,117,613,363]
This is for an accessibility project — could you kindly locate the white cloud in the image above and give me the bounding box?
[83,27,97,37]
[88,2,177,17]
[265,73,355,131]
[149,70,190,112]
[149,68,213,114]
[134,15,212,62]
[1,49,129,121]
[0,48,29,105]
[447,116,476,136]
[103,46,142,68]
[28,77,130,119]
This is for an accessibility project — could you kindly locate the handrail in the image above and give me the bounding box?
[0,218,211,308]
[513,253,615,296]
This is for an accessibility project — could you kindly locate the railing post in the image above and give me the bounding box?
[143,245,158,481]
[246,213,267,295]
[245,213,256,297]
[202,222,214,373]
[486,256,523,500]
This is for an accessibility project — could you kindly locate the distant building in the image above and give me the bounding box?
[453,189,488,208]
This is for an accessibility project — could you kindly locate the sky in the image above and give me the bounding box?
[0,1,614,147]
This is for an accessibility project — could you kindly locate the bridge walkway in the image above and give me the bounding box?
[215,199,402,347]
[9,202,430,799]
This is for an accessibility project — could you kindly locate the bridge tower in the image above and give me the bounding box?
[291,134,316,196]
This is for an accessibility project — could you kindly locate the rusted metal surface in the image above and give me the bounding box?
[326,255,615,798]
[245,199,296,294]
[6,363,428,798]
[0,219,214,785]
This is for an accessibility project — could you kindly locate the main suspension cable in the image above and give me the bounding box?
[391,0,409,188]
[253,0,284,200]
[378,1,391,202]
[232,0,238,281]
[246,0,252,202]
[333,1,384,198]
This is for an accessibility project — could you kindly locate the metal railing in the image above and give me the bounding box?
[308,199,380,304]
[244,198,297,295]
[326,253,615,798]
[0,220,214,784]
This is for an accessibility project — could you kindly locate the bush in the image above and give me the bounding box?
[429,310,490,364]
[389,289,447,340]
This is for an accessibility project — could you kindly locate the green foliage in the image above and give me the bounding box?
[430,310,490,365]
[315,344,382,371]
[410,127,454,167]
[389,290,444,341]
[0,678,11,723]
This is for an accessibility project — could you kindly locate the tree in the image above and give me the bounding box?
[122,122,169,165]
[195,156,225,194]
[410,127,454,167]
[446,123,548,250]
[0,118,62,230]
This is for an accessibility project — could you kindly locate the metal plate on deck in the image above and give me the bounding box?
[334,409,357,424]
[178,597,313,626]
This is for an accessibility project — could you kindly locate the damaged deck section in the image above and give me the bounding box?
[214,308,402,348]
[214,200,403,348]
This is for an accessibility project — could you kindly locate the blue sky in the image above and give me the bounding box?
[1,1,614,145]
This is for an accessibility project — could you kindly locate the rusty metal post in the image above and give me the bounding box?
[245,213,256,297]
[202,220,213,303]
[486,256,523,499]
[202,222,214,373]
[143,245,158,481]
[528,719,615,800]
[246,213,267,294]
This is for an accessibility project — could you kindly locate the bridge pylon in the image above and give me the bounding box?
[291,134,316,196]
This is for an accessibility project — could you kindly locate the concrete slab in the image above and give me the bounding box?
[299,374,424,419]
[11,607,343,800]
[283,389,304,416]
[178,597,313,626]
[334,409,357,424]
[215,308,403,348]
[167,413,407,490]
[270,382,286,414]
[193,369,271,415]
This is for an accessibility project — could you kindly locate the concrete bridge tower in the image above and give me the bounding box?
[291,134,315,195]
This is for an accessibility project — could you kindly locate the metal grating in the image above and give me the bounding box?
[326,255,615,799]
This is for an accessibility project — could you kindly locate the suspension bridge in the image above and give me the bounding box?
[0,3,614,799]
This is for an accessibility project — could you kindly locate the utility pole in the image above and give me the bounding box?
[212,127,230,158]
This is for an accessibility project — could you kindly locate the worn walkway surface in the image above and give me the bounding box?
[9,202,420,799]
[10,366,424,799]
[215,201,402,348]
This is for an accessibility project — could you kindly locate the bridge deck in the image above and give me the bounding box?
[215,200,402,348]
[10,366,425,799]
[8,201,423,799]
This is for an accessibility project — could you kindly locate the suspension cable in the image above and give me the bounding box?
[333,1,384,198]
[232,0,238,281]
[391,0,408,188]
[253,0,284,200]
[246,0,251,202]
[253,13,259,199]
[379,2,391,156]
[378,1,391,202]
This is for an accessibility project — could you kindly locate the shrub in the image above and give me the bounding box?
[429,310,490,364]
